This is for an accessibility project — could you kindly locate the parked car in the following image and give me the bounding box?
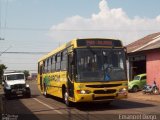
[128,73,146,92]
[3,72,31,99]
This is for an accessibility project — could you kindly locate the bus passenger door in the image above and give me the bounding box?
[67,53,74,98]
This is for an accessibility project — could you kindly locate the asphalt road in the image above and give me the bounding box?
[1,80,160,120]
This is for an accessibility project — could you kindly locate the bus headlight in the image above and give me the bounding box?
[118,88,127,94]
[77,90,91,94]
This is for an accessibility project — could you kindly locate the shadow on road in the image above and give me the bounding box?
[34,94,156,112]
[74,99,156,111]
[2,95,39,120]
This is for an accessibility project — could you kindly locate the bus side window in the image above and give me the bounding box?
[50,57,52,72]
[45,59,48,73]
[51,55,56,72]
[61,50,67,71]
[43,60,46,73]
[46,58,49,73]
[48,57,52,73]
[56,53,61,71]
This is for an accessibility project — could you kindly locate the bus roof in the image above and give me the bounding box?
[38,38,77,62]
[38,38,122,62]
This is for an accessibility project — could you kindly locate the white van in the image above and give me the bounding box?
[3,72,31,99]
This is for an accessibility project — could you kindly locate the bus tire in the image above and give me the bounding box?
[64,90,72,107]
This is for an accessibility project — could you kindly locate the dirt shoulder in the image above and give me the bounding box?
[128,92,160,103]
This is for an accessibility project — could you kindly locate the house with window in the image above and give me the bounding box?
[126,32,160,89]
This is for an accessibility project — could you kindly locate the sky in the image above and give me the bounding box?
[0,0,160,73]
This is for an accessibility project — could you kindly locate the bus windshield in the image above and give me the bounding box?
[76,48,126,82]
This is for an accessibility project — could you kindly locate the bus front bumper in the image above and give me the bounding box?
[74,92,127,102]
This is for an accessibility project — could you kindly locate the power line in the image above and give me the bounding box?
[0,57,40,59]
[1,27,160,32]
[0,45,13,56]
[2,27,49,31]
[0,51,48,54]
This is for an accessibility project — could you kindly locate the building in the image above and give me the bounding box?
[126,32,160,89]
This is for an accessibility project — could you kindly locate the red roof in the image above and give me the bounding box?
[126,32,160,53]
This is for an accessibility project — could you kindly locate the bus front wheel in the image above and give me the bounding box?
[64,90,72,107]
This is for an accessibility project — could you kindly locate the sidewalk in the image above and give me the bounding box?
[128,91,160,103]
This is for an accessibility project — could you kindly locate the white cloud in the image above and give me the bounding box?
[156,15,160,22]
[49,0,160,46]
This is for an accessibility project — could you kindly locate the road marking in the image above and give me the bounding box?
[33,98,62,114]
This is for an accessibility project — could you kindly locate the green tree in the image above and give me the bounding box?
[23,70,30,80]
[0,64,7,84]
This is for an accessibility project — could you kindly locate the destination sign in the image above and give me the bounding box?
[77,39,122,47]
[86,40,112,46]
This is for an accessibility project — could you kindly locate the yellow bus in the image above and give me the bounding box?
[37,38,128,106]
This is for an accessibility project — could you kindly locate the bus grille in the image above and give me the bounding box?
[93,96,115,100]
[86,84,122,88]
[94,89,116,94]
